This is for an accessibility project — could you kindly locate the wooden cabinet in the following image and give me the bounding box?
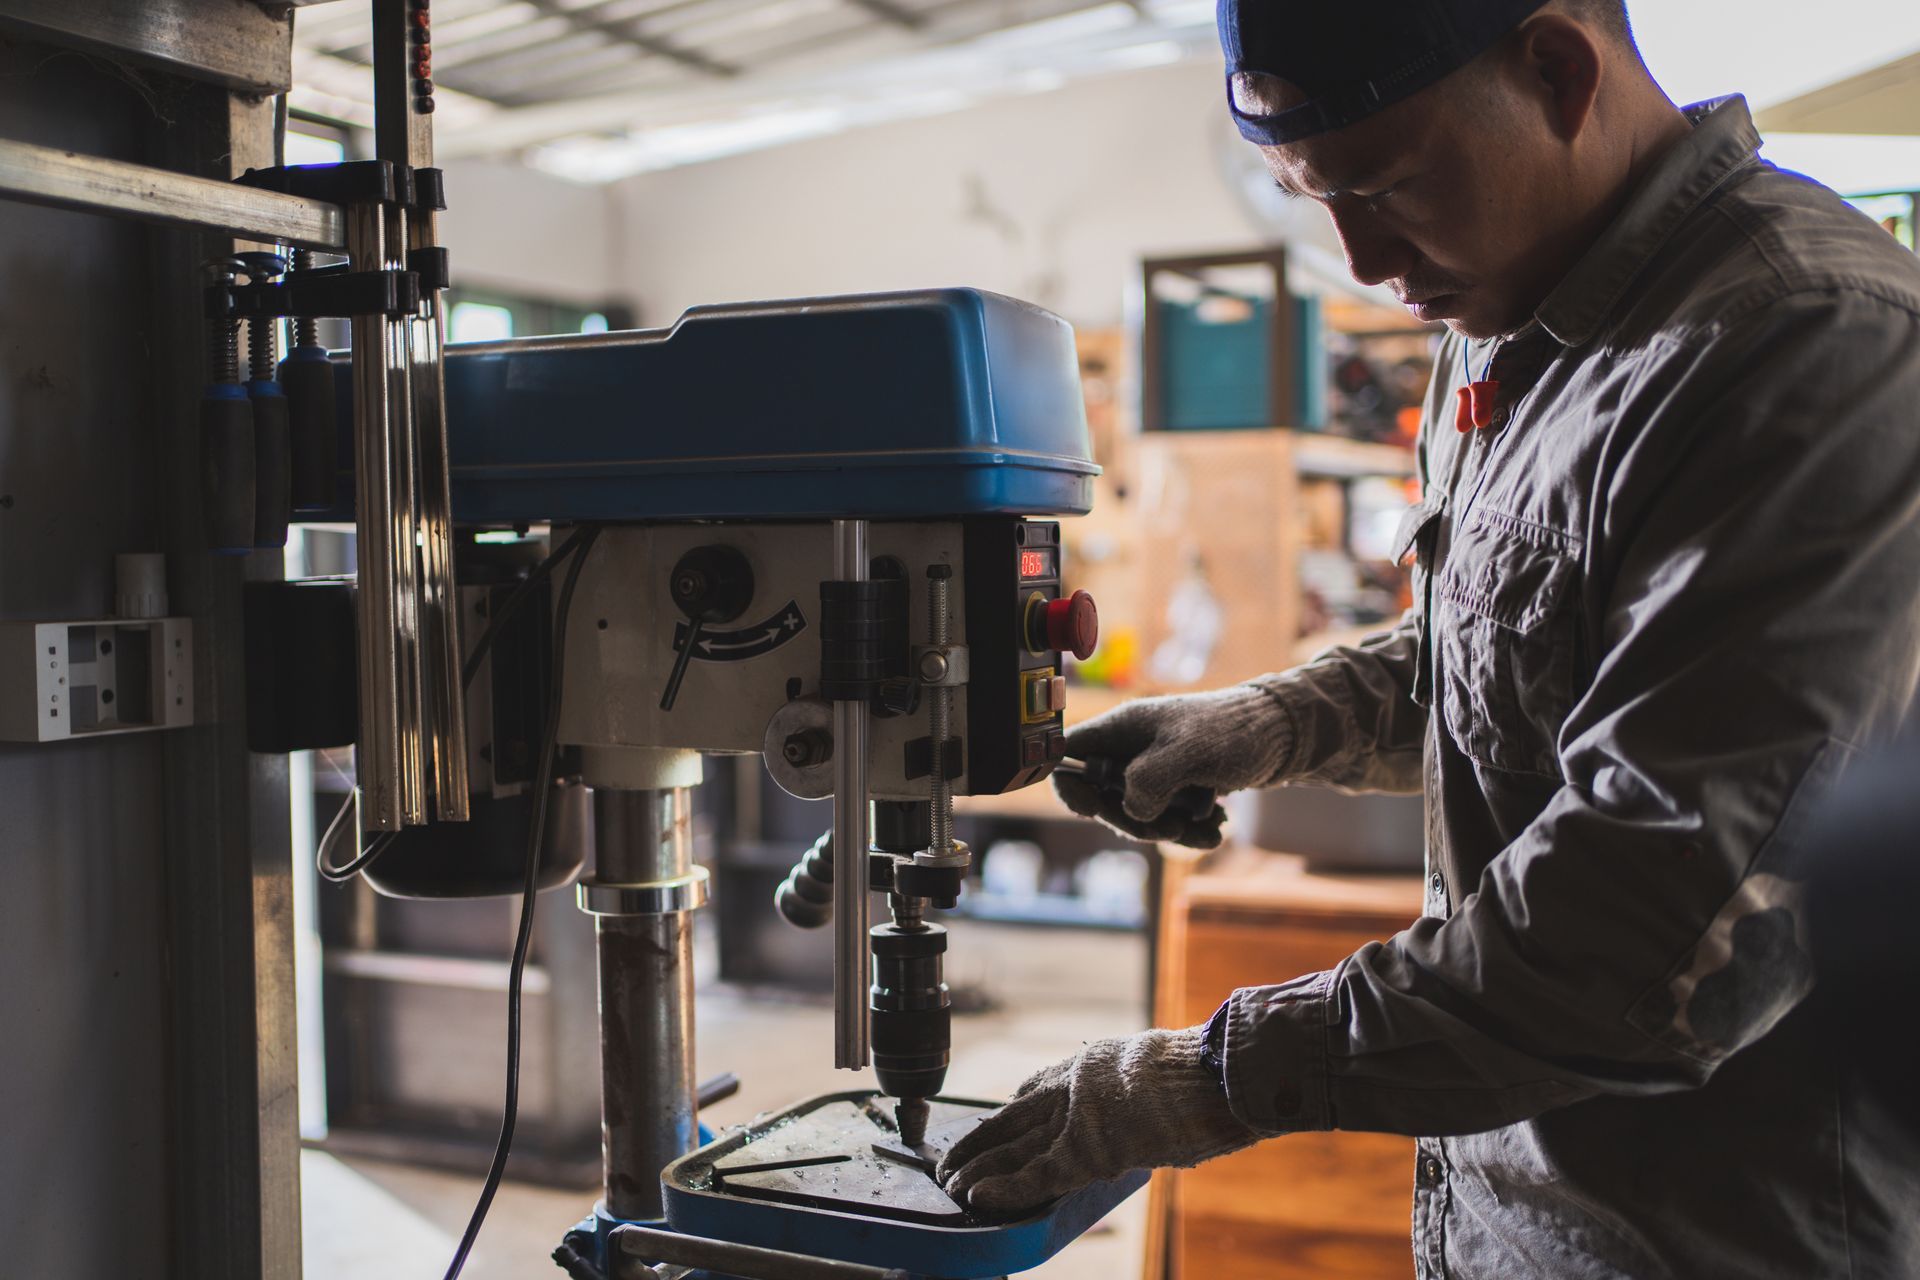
[1148,850,1424,1280]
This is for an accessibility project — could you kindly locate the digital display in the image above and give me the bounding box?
[1020,549,1052,579]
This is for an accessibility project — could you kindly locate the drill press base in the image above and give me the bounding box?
[660,1091,1148,1279]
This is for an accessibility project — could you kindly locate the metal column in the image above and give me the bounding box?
[580,788,708,1222]
[830,519,871,1069]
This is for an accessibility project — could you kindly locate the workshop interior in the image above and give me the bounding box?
[2,3,1916,1279]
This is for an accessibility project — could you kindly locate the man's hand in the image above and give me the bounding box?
[1054,685,1296,848]
[936,1024,1259,1215]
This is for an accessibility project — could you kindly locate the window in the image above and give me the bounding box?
[285,130,346,166]
[1846,192,1918,253]
[448,300,515,343]
[444,287,633,341]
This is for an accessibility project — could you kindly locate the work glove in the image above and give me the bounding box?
[1054,683,1298,848]
[936,1023,1259,1215]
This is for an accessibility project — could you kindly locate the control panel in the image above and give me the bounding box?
[963,519,1098,794]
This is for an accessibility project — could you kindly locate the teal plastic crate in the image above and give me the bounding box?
[1155,292,1324,430]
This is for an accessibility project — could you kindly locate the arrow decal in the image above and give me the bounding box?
[672,601,807,663]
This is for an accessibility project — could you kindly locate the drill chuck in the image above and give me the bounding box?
[870,922,950,1104]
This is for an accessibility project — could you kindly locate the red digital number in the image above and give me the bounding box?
[1020,549,1048,578]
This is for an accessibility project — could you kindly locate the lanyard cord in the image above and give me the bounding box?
[1461,337,1499,385]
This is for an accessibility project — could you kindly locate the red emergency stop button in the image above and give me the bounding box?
[1044,590,1099,660]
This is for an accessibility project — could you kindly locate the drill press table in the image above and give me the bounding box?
[660,1091,1147,1279]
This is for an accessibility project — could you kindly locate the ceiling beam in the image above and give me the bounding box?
[842,0,928,31]
[526,0,739,77]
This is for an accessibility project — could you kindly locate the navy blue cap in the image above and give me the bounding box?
[1219,0,1552,145]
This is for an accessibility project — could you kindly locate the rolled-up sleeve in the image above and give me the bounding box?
[1221,291,1920,1138]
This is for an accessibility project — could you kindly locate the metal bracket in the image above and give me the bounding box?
[0,617,194,743]
[235,160,444,214]
[210,266,421,323]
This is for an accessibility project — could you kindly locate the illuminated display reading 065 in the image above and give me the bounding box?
[1020,549,1052,579]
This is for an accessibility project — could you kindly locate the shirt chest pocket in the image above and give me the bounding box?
[1392,496,1445,712]
[1433,518,1582,777]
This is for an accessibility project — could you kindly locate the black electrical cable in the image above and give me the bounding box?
[315,802,397,883]
[442,523,602,1280]
[462,524,596,691]
[313,526,598,886]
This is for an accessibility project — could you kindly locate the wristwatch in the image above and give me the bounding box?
[1198,997,1232,1093]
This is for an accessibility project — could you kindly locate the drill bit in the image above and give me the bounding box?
[895,1097,931,1150]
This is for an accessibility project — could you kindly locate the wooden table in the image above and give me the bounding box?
[1145,847,1425,1280]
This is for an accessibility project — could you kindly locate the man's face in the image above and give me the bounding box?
[1258,76,1571,338]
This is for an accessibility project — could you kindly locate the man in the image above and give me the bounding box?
[936,2,1920,1276]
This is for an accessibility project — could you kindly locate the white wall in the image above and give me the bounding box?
[438,157,628,306]
[609,59,1291,329]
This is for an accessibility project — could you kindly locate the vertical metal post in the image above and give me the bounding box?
[586,788,701,1222]
[926,568,955,859]
[373,0,467,822]
[831,519,871,1070]
[346,201,405,831]
[414,265,468,821]
[365,0,465,824]
[382,198,427,826]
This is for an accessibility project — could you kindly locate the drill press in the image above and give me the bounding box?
[261,287,1129,1278]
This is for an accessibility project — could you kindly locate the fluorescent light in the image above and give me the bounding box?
[1141,0,1215,27]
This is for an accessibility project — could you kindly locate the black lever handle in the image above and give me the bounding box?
[659,619,705,711]
[201,388,256,553]
[281,345,338,512]
[1060,754,1220,824]
[658,544,754,712]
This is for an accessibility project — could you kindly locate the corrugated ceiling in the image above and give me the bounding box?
[291,0,1219,179]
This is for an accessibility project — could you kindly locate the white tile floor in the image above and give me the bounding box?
[303,921,1151,1280]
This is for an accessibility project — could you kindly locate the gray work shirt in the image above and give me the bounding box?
[1218,97,1920,1278]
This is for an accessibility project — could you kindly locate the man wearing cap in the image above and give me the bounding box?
[937,2,1920,1274]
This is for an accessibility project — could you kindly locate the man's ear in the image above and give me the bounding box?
[1513,14,1604,141]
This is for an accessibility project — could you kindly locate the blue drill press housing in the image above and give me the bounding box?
[357,288,1099,525]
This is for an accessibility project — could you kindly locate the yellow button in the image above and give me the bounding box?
[1020,668,1058,724]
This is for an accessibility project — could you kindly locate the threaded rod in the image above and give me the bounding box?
[249,316,279,383]
[290,248,319,350]
[208,316,241,384]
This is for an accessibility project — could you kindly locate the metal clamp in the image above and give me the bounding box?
[913,837,971,871]
[912,643,970,687]
[577,866,711,917]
